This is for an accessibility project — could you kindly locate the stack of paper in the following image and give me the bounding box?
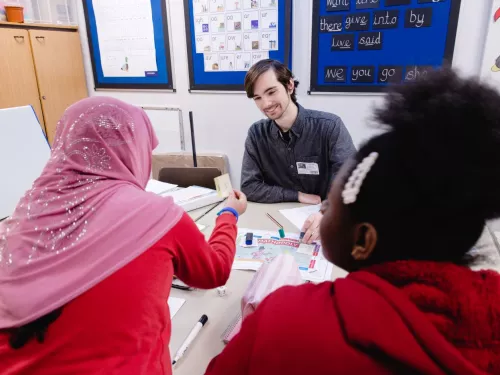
[145,179,177,195]
[162,186,214,204]
[161,186,224,212]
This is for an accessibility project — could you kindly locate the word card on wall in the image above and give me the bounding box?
[309,0,461,93]
[184,0,292,91]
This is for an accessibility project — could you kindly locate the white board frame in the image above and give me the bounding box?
[141,105,186,153]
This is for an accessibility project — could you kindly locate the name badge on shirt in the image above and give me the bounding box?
[297,162,319,175]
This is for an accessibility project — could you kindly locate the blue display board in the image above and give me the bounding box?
[184,0,292,91]
[310,0,461,93]
[82,0,174,90]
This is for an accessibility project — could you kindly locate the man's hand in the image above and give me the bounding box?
[301,211,323,244]
[298,192,322,205]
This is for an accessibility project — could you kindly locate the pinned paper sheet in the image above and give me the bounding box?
[214,173,233,198]
[196,223,207,231]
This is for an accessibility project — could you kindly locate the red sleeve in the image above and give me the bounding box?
[162,212,237,289]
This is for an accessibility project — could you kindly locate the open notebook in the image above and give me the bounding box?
[221,313,242,344]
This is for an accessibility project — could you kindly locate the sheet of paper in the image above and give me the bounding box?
[193,0,209,14]
[260,30,278,51]
[145,179,177,195]
[214,173,233,198]
[244,31,260,51]
[92,0,158,77]
[227,33,243,51]
[196,223,207,231]
[251,51,269,65]
[233,229,331,282]
[167,297,185,319]
[211,34,226,52]
[279,204,322,231]
[162,186,215,204]
[235,52,252,70]
[204,53,220,71]
[297,243,316,256]
[260,9,278,30]
[226,14,243,32]
[195,34,211,53]
[194,15,210,34]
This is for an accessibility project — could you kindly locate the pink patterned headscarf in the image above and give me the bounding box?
[0,97,183,328]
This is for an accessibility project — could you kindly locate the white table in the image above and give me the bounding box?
[171,203,500,374]
[170,202,346,375]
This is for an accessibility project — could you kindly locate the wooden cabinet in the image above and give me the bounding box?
[0,28,45,130]
[0,23,88,144]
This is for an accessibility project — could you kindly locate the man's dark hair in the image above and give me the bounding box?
[342,69,500,265]
[244,59,299,104]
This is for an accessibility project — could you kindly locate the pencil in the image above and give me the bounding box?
[266,213,286,238]
[266,213,283,228]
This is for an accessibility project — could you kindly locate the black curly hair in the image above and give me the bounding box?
[345,68,500,264]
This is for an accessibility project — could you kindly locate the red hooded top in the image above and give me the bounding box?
[205,261,500,375]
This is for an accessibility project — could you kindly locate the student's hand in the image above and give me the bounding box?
[301,212,323,244]
[226,190,248,216]
[298,192,322,205]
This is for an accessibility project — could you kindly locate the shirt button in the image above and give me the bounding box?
[288,148,291,151]
[290,165,293,169]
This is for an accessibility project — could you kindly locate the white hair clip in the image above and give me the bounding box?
[342,152,379,205]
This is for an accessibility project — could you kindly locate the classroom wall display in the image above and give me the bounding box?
[310,0,461,93]
[480,0,500,90]
[82,0,174,90]
[184,0,292,91]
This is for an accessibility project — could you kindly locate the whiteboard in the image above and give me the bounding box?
[0,106,51,219]
[142,106,185,154]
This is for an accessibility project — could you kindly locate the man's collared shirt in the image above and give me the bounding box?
[241,104,356,203]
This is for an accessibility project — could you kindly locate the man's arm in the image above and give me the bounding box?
[329,117,357,186]
[240,131,298,203]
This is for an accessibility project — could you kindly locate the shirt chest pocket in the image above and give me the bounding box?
[296,156,320,176]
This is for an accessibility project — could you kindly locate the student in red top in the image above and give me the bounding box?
[205,70,500,375]
[0,96,247,375]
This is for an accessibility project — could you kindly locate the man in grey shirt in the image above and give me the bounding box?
[241,60,356,243]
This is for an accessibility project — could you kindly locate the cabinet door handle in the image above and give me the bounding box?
[35,36,45,41]
[14,35,24,40]
[42,96,47,100]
